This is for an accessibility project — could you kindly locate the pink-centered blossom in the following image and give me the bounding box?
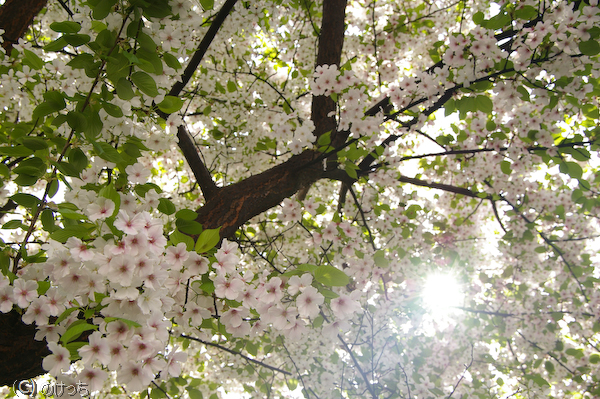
[125,162,151,184]
[213,275,244,300]
[78,332,111,366]
[296,286,324,318]
[12,279,38,308]
[42,342,71,376]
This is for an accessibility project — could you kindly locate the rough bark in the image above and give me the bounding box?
[196,150,323,237]
[0,310,50,387]
[0,0,48,51]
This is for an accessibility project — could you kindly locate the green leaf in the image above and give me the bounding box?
[444,98,455,116]
[137,48,163,74]
[93,142,122,164]
[170,228,194,251]
[590,353,600,364]
[103,316,141,328]
[227,80,237,92]
[21,137,49,150]
[500,160,511,175]
[13,157,46,177]
[199,0,214,10]
[582,104,599,119]
[44,37,68,52]
[566,348,584,359]
[2,220,26,230]
[195,227,221,253]
[0,145,34,157]
[50,21,82,33]
[68,148,88,172]
[157,96,184,114]
[134,182,162,197]
[476,95,493,113]
[317,131,331,147]
[11,193,40,208]
[176,219,203,235]
[515,5,538,20]
[559,161,583,179]
[472,11,484,25]
[41,209,56,232]
[133,31,156,51]
[65,341,86,361]
[345,162,358,179]
[63,34,91,47]
[131,71,159,97]
[32,91,66,119]
[314,265,350,286]
[50,224,95,242]
[176,209,199,221]
[60,322,98,344]
[187,388,203,399]
[116,78,135,100]
[157,198,176,215]
[23,49,44,70]
[163,52,182,69]
[67,53,96,69]
[579,40,600,56]
[93,0,117,19]
[102,102,123,118]
[373,250,389,268]
[106,52,131,83]
[138,0,173,18]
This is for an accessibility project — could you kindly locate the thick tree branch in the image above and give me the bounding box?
[176,125,219,200]
[196,0,348,238]
[0,0,47,51]
[310,0,347,140]
[196,150,322,238]
[0,310,50,386]
[168,0,239,98]
[156,0,239,200]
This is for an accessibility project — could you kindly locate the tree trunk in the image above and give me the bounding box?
[0,0,48,51]
[0,310,50,387]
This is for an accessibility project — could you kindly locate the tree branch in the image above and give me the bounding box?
[310,0,347,141]
[156,0,239,199]
[195,0,348,238]
[176,125,219,200]
[168,0,240,98]
[180,334,291,375]
[0,0,47,51]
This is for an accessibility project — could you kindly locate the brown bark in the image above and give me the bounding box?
[196,150,323,237]
[311,0,347,143]
[0,0,48,51]
[0,310,50,387]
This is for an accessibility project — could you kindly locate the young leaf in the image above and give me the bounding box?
[195,227,221,253]
[314,265,350,286]
[157,96,184,114]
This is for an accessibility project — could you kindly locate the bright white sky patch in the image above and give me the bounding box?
[422,273,463,317]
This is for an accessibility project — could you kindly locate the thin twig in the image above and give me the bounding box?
[180,334,291,375]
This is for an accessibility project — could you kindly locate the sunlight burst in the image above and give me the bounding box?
[422,273,463,316]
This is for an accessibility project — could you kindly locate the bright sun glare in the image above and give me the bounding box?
[422,273,463,316]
